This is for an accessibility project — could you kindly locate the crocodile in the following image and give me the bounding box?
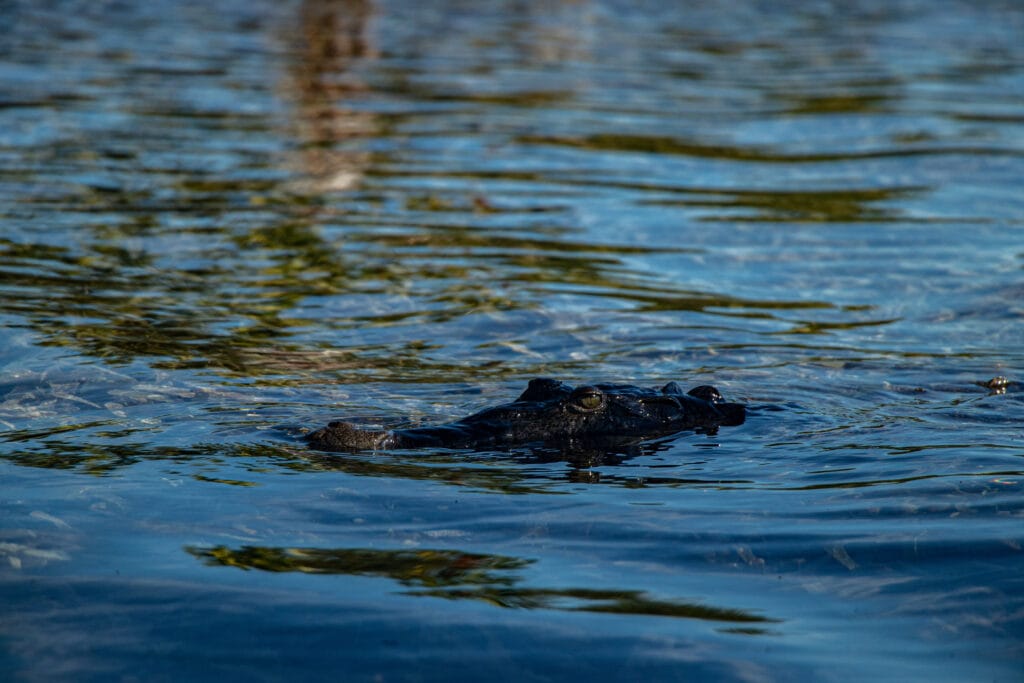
[306,378,745,452]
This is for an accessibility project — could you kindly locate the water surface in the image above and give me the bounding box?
[1,1,1023,681]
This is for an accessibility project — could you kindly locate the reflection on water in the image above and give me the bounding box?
[523,132,1023,163]
[288,0,375,192]
[0,426,751,493]
[190,545,528,583]
[188,544,778,630]
[2,0,1024,680]
[1,208,851,378]
[643,186,925,223]
[5,0,976,380]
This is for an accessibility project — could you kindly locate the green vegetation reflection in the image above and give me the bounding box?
[188,544,778,629]
[522,132,1021,163]
[0,196,843,381]
[644,187,922,223]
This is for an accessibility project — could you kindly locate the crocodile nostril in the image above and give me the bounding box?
[687,385,724,403]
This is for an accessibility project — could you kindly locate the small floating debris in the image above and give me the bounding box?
[978,376,1011,394]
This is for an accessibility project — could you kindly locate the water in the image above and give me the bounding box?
[1,0,1022,680]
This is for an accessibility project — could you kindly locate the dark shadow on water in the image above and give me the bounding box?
[298,435,756,492]
[8,426,1016,494]
[186,544,779,631]
[297,445,557,495]
[0,430,752,493]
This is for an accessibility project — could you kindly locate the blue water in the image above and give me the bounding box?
[1,1,1022,680]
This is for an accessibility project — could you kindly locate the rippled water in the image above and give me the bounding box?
[2,1,1023,680]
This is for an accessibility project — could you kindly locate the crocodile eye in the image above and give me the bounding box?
[571,388,605,412]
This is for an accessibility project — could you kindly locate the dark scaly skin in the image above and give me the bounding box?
[306,378,745,452]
